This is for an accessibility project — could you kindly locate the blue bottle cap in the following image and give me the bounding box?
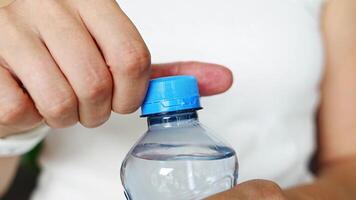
[141,75,201,116]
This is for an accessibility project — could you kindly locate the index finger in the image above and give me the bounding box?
[151,61,233,96]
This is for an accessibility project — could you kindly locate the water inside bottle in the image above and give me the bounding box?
[122,144,238,200]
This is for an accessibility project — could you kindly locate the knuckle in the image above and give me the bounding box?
[81,75,112,103]
[108,44,151,77]
[43,94,77,120]
[0,96,30,125]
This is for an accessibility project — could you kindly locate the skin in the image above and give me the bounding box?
[0,0,233,135]
[206,0,356,199]
[0,0,355,199]
[0,0,233,196]
[0,156,19,196]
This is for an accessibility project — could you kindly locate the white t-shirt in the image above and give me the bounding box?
[31,0,325,199]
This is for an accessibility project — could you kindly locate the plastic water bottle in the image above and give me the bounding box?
[121,76,238,200]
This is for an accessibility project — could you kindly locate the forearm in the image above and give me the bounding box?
[285,158,356,199]
[0,156,20,197]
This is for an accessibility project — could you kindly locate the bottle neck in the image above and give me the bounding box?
[147,110,199,129]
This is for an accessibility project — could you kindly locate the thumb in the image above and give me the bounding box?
[151,61,233,96]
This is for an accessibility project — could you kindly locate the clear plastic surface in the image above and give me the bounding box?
[121,111,238,200]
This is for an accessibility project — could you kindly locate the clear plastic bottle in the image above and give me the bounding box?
[121,76,238,200]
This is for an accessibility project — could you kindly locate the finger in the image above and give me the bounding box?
[0,27,78,128]
[36,2,112,127]
[78,0,151,114]
[0,66,42,136]
[205,180,285,200]
[151,61,233,96]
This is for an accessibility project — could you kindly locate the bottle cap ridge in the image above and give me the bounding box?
[141,75,201,116]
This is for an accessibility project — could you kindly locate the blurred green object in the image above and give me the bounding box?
[21,142,43,171]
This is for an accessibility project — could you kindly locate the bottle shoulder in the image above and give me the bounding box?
[131,143,236,161]
[129,122,236,161]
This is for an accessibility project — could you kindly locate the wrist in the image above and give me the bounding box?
[0,122,44,138]
[0,127,17,138]
[0,127,20,138]
[0,123,50,157]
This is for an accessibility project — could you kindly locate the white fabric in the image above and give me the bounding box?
[0,124,49,157]
[31,0,325,199]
